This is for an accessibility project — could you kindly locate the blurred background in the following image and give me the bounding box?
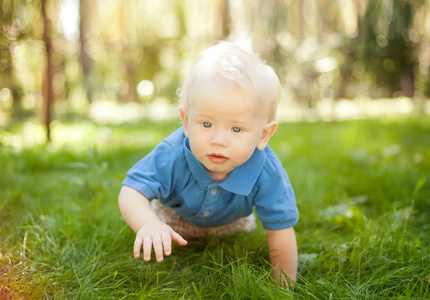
[1,0,429,141]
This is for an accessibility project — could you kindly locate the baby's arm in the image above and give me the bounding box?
[266,227,298,288]
[118,185,187,262]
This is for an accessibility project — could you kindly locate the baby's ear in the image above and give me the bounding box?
[179,106,189,137]
[257,121,278,150]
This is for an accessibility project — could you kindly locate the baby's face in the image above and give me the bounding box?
[181,82,268,181]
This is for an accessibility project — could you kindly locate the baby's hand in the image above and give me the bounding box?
[134,220,187,262]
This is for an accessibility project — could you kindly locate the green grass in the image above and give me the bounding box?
[1,117,429,299]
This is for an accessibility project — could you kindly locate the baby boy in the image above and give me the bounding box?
[118,42,299,286]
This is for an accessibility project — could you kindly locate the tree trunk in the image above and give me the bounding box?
[41,0,54,141]
[221,0,231,39]
[125,61,138,102]
[298,0,304,38]
[79,0,93,103]
[402,64,415,98]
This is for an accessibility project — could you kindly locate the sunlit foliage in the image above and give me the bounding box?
[1,0,430,126]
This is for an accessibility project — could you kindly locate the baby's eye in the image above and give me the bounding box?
[202,122,212,128]
[232,127,241,133]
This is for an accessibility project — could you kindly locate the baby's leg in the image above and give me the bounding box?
[151,200,205,240]
[206,213,256,236]
[151,201,256,239]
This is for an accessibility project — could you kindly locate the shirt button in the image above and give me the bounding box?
[210,189,217,195]
[202,210,210,216]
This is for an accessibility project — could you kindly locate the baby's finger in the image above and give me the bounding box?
[134,237,143,258]
[143,237,152,261]
[161,233,172,256]
[152,236,164,262]
[171,231,188,246]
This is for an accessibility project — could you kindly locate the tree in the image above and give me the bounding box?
[41,0,54,141]
[353,0,415,97]
[79,0,94,103]
[221,0,231,39]
[0,0,24,117]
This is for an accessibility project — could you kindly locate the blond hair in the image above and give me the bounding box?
[178,42,281,122]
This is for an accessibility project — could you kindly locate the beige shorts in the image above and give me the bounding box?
[151,201,256,240]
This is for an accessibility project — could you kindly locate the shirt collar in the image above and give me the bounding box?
[183,136,266,196]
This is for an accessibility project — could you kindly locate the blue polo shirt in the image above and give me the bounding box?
[122,127,298,230]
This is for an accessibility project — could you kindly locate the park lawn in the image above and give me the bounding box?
[0,116,429,299]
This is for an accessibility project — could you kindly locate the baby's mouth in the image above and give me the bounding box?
[207,153,228,164]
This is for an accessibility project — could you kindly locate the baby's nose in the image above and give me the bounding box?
[210,130,228,147]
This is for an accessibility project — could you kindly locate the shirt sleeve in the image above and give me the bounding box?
[122,141,178,201]
[254,169,299,230]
